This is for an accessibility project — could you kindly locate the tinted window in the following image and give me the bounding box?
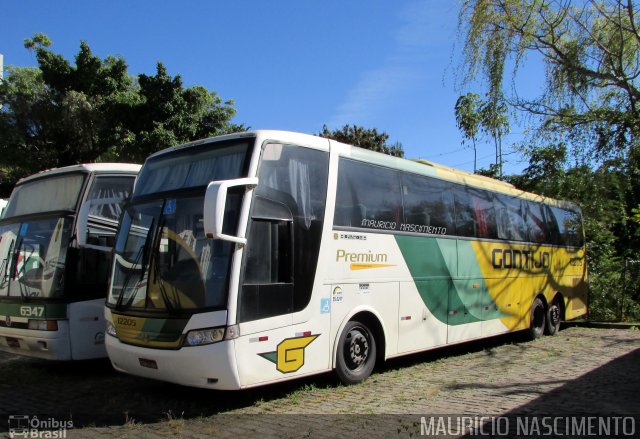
[467,188,498,239]
[5,173,85,217]
[73,175,137,298]
[550,206,584,247]
[87,176,135,222]
[525,201,548,244]
[453,188,476,237]
[335,159,402,231]
[456,187,497,239]
[494,194,527,241]
[134,141,250,196]
[401,174,453,234]
[240,144,329,321]
[244,198,293,284]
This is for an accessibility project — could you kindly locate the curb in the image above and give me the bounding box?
[562,320,639,330]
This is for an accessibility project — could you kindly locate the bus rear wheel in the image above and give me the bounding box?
[336,320,377,385]
[528,298,546,340]
[545,299,562,336]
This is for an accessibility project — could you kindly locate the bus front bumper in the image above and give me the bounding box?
[0,323,72,360]
[106,335,242,390]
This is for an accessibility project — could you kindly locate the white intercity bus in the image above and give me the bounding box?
[0,163,140,360]
[105,130,587,389]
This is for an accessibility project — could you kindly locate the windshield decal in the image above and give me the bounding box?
[163,199,176,215]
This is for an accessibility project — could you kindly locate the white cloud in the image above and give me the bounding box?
[329,0,454,127]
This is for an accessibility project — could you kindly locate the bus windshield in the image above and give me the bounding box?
[0,216,72,299]
[133,141,251,197]
[108,140,252,314]
[3,173,85,218]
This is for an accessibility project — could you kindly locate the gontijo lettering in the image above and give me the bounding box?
[491,249,550,269]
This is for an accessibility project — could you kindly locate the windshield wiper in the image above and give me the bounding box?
[115,217,155,311]
[10,236,23,280]
[0,238,15,289]
[151,217,181,315]
[6,235,25,298]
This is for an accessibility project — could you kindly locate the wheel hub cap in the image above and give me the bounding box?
[348,331,369,366]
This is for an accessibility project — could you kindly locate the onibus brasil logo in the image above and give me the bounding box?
[259,334,319,373]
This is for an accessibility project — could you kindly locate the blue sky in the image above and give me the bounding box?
[2,0,538,174]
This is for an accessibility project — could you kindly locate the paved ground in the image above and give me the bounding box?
[1,327,639,438]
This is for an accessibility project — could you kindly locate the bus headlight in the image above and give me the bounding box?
[28,320,58,331]
[105,321,117,337]
[184,327,225,347]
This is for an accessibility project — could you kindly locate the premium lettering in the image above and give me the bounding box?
[336,249,388,263]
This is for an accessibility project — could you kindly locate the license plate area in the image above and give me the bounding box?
[139,358,158,369]
[6,337,20,348]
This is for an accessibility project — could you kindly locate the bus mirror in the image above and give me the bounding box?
[75,197,122,247]
[204,177,258,245]
[76,202,91,247]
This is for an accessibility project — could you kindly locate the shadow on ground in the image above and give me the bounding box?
[0,331,527,430]
[3,327,633,431]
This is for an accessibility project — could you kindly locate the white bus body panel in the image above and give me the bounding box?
[0,319,72,360]
[68,298,106,359]
[106,336,242,390]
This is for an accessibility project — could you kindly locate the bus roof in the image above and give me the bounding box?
[16,163,141,185]
[147,130,580,211]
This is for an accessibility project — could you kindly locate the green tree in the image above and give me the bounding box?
[454,92,510,175]
[318,124,404,157]
[455,93,482,172]
[457,0,639,160]
[479,97,509,177]
[457,0,640,320]
[0,33,244,192]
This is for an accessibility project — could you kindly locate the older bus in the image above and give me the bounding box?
[105,131,587,388]
[0,163,140,360]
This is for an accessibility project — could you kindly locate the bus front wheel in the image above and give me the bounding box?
[336,320,377,385]
[528,298,546,340]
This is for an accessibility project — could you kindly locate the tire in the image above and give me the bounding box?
[336,320,377,385]
[545,299,562,336]
[528,298,546,340]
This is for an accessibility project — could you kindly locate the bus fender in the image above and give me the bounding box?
[331,306,388,369]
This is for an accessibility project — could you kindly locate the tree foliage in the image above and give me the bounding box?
[455,92,510,174]
[0,33,244,193]
[458,0,640,159]
[318,124,404,157]
[455,93,482,172]
[457,1,640,320]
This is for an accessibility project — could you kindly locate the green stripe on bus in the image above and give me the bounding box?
[141,318,189,342]
[394,235,505,325]
[0,302,67,319]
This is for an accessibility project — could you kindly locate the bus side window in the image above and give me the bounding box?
[525,201,548,243]
[401,174,452,231]
[244,198,293,284]
[84,176,135,248]
[240,144,329,322]
[468,188,497,239]
[453,189,476,237]
[494,194,527,242]
[73,175,135,298]
[544,205,561,244]
[549,206,583,247]
[334,159,403,229]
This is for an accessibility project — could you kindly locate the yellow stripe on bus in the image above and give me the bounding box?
[350,263,396,271]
